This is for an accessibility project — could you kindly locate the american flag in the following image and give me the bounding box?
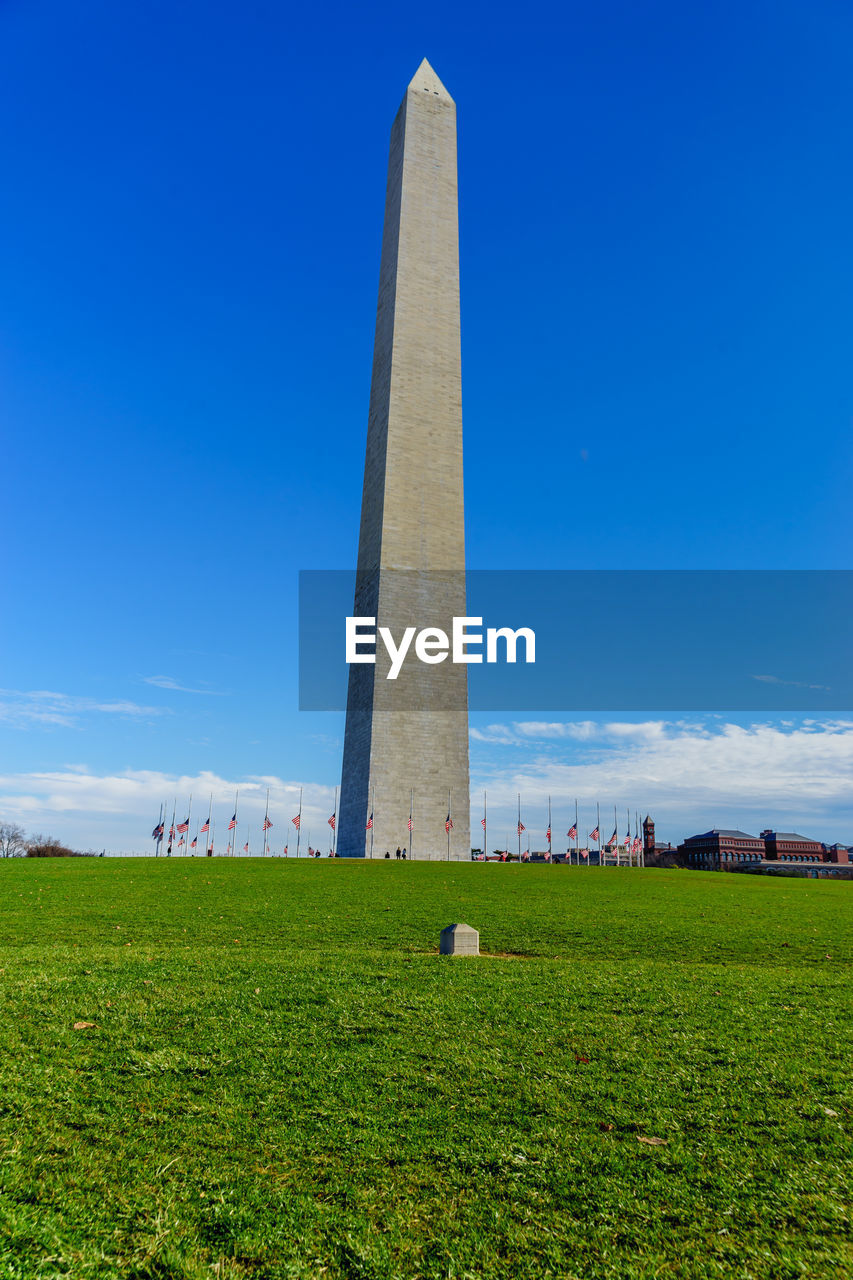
[632,836,641,854]
[589,826,600,841]
[200,819,210,834]
[328,814,336,830]
[243,841,249,853]
[177,836,184,847]
[292,814,301,829]
[407,816,413,832]
[177,819,189,834]
[481,816,486,829]
[517,820,525,835]
[625,828,631,846]
[283,845,288,855]
[366,813,373,830]
[228,813,237,831]
[308,846,314,857]
[263,817,273,831]
[581,847,589,858]
[190,836,197,848]
[608,829,618,846]
[567,823,578,840]
[169,825,176,840]
[152,822,164,839]
[445,814,453,833]
[546,825,551,843]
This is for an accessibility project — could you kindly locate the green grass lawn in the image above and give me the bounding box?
[0,859,850,1280]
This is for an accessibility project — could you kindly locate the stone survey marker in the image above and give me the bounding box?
[338,60,471,860]
[439,923,480,956]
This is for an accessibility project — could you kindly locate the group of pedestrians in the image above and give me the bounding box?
[384,847,408,859]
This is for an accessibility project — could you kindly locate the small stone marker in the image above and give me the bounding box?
[440,922,479,956]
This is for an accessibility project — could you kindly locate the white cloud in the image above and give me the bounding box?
[1,721,851,853]
[142,676,226,695]
[752,674,831,692]
[472,718,853,844]
[0,689,165,728]
[0,767,338,854]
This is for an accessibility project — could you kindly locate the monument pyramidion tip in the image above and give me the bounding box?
[409,58,453,102]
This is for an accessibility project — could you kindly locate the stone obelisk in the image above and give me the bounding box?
[338,59,470,860]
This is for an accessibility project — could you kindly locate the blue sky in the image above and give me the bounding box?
[1,0,851,851]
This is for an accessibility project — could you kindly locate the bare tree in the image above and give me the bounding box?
[0,822,27,858]
[26,834,80,858]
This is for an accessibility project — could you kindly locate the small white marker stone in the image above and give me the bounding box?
[440,922,479,956]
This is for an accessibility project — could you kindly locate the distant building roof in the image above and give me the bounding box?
[766,832,821,842]
[688,829,760,840]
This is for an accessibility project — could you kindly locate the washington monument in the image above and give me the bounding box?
[337,60,471,860]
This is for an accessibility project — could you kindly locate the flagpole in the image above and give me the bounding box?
[484,789,489,860]
[263,788,270,857]
[548,794,552,860]
[332,785,338,856]
[205,793,212,857]
[210,815,215,858]
[410,787,414,860]
[184,793,192,858]
[296,786,302,859]
[168,797,176,857]
[446,788,451,861]
[597,801,601,868]
[193,821,198,855]
[576,798,581,867]
[233,789,238,858]
[155,801,163,858]
[370,782,375,859]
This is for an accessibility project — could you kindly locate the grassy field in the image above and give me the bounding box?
[0,859,850,1280]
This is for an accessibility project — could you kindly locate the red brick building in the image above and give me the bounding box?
[642,815,675,865]
[677,829,765,869]
[760,831,826,863]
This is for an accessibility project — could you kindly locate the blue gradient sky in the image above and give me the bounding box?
[1,0,851,850]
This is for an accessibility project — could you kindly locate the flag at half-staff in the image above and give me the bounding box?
[151,811,164,859]
[261,787,272,856]
[293,786,303,857]
[328,784,338,856]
